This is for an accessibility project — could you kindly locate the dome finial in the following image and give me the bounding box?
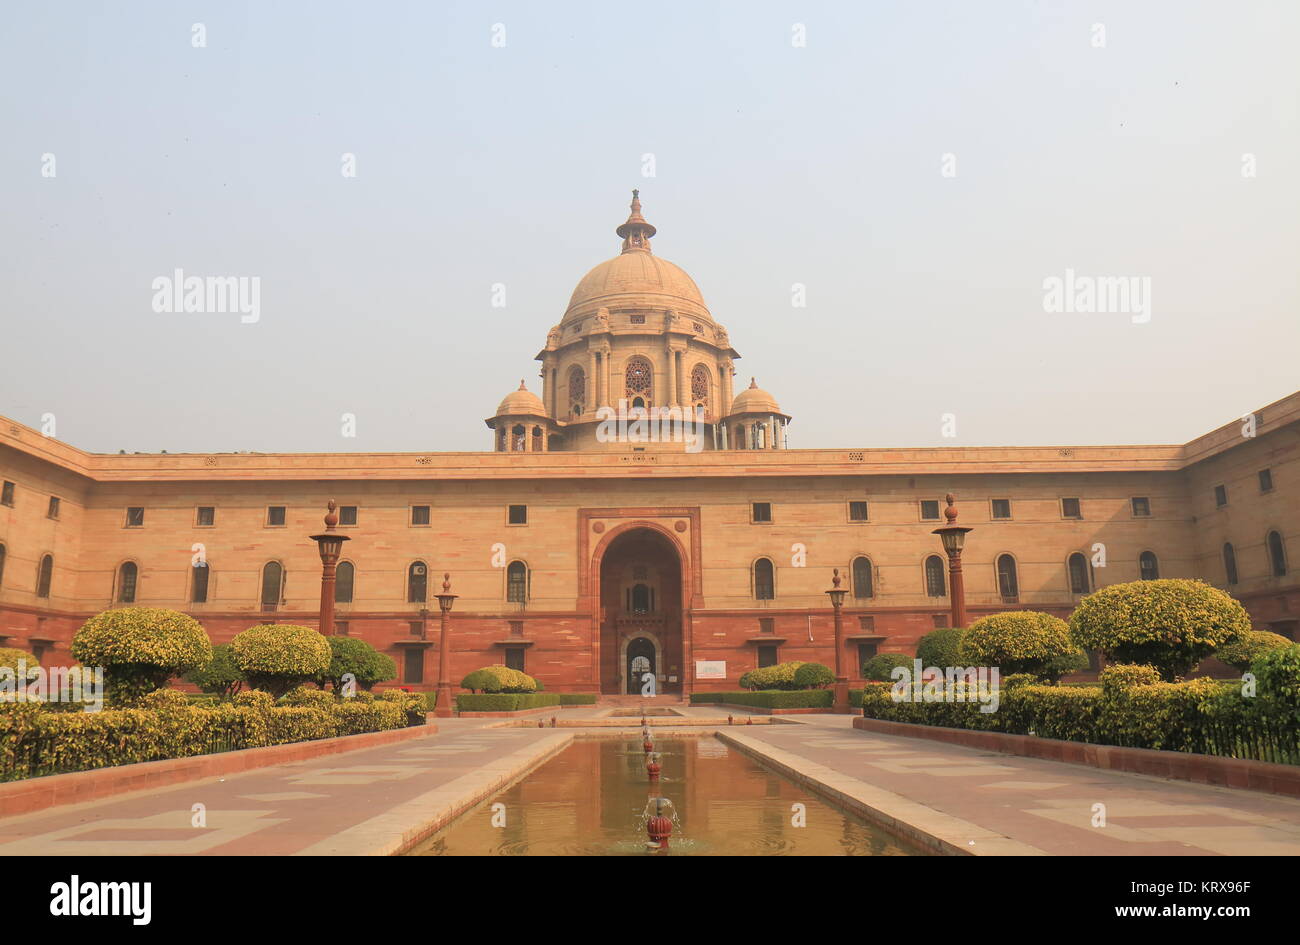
[616,189,656,254]
[749,377,758,389]
[518,379,527,390]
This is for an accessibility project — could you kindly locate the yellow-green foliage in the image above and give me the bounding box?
[459,665,537,693]
[1069,579,1250,680]
[960,611,1082,681]
[1099,663,1161,696]
[0,648,39,681]
[230,624,332,697]
[738,661,806,691]
[1215,630,1293,672]
[70,607,213,703]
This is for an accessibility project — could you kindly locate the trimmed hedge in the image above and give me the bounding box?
[460,665,539,694]
[689,689,833,709]
[738,661,806,691]
[558,693,598,705]
[0,690,417,782]
[454,692,561,713]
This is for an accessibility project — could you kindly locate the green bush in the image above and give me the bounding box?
[1000,673,1039,691]
[184,643,244,698]
[862,653,913,681]
[378,689,427,726]
[558,693,598,705]
[1215,630,1293,673]
[738,661,806,691]
[455,692,560,713]
[279,686,336,710]
[319,636,397,693]
[139,688,189,711]
[959,611,1083,683]
[231,689,275,713]
[459,665,538,693]
[916,628,966,669]
[1069,579,1250,680]
[1099,663,1162,696]
[1252,644,1300,714]
[70,607,213,706]
[0,647,40,683]
[230,624,332,698]
[792,662,834,689]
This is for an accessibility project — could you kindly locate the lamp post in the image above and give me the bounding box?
[825,568,849,713]
[309,500,350,636]
[932,493,974,630]
[433,573,458,719]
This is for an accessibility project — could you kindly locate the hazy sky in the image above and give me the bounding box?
[2,0,1297,454]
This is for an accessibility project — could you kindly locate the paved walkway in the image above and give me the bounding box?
[2,710,1299,855]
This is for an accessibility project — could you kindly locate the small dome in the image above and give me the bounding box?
[495,380,547,418]
[731,377,783,415]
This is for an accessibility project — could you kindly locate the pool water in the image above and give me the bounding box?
[407,736,921,856]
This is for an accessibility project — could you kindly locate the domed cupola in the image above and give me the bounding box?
[726,378,791,450]
[485,381,555,452]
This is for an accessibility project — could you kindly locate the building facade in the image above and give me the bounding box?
[1,195,1297,695]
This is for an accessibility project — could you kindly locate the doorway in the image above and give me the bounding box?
[626,637,656,694]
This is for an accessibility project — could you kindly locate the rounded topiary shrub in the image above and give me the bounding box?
[1251,644,1300,711]
[960,611,1083,683]
[459,665,536,694]
[742,661,806,691]
[793,662,834,689]
[71,607,213,705]
[0,647,40,682]
[916,627,966,669]
[184,642,244,698]
[230,624,332,698]
[862,653,914,681]
[1099,663,1161,697]
[320,636,397,693]
[1215,630,1293,673]
[1069,579,1250,681]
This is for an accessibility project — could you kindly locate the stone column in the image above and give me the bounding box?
[666,346,677,407]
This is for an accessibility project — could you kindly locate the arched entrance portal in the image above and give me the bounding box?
[598,527,683,695]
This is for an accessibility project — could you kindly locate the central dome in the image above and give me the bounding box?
[564,252,706,317]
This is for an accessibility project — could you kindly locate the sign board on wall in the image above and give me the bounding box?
[694,660,726,680]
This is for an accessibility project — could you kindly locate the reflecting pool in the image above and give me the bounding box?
[408,736,922,856]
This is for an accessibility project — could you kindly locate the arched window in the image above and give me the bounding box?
[191,561,210,603]
[1268,530,1288,577]
[852,556,874,599]
[260,561,283,611]
[1139,551,1159,581]
[997,554,1019,602]
[117,562,138,604]
[690,363,711,415]
[568,366,585,417]
[36,554,53,599]
[531,426,543,452]
[0,543,6,590]
[1222,543,1238,585]
[506,561,528,603]
[335,561,355,603]
[625,356,653,403]
[1067,552,1090,594]
[511,424,526,452]
[408,561,428,603]
[753,558,775,600]
[924,555,946,597]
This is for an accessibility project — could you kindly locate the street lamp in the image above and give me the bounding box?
[825,567,849,713]
[931,493,974,630]
[309,500,350,637]
[433,573,458,719]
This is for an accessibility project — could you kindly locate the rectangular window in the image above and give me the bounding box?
[1061,497,1081,519]
[504,647,526,672]
[47,496,60,519]
[758,617,775,634]
[858,616,875,632]
[403,648,424,684]
[857,642,878,670]
[196,506,215,526]
[991,498,1012,520]
[919,500,940,521]
[1213,484,1227,508]
[335,620,349,636]
[338,505,358,526]
[267,506,286,526]
[0,481,13,506]
[411,505,431,526]
[848,500,869,522]
[1259,469,1274,493]
[1131,497,1151,517]
[508,504,527,525]
[751,502,772,523]
[932,614,949,628]
[191,564,209,603]
[409,620,424,637]
[757,644,779,668]
[125,507,145,527]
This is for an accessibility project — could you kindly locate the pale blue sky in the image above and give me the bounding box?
[2,0,1297,453]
